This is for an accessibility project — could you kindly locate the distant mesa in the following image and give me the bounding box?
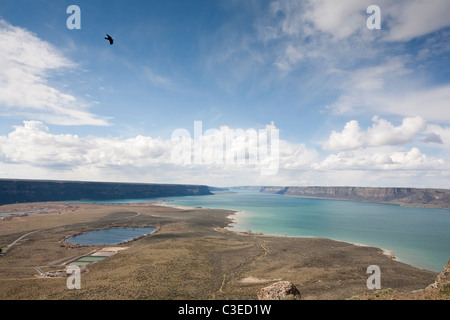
[0,179,211,205]
[260,186,450,209]
[209,185,450,209]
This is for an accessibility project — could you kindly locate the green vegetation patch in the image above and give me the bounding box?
[439,283,450,295]
[77,256,106,262]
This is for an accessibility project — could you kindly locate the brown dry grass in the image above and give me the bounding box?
[0,202,441,300]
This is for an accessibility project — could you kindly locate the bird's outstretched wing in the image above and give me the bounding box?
[105,34,114,45]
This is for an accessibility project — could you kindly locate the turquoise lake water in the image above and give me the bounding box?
[74,191,450,272]
[66,227,157,246]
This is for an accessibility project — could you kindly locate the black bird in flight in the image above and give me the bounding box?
[105,34,114,45]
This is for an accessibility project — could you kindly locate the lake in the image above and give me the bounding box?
[73,191,450,272]
[167,191,450,273]
[65,227,157,246]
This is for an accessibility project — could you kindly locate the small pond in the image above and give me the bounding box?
[66,227,157,245]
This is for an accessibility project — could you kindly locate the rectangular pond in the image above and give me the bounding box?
[66,227,157,246]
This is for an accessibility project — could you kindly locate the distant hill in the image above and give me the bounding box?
[0,179,212,205]
[260,186,450,209]
[207,186,230,192]
[228,186,262,191]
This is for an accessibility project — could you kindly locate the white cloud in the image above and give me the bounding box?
[383,0,450,42]
[303,0,370,40]
[324,116,427,151]
[315,147,445,171]
[0,121,169,169]
[317,114,448,184]
[260,0,450,74]
[0,121,317,183]
[0,19,109,126]
[376,86,450,123]
[326,56,450,124]
[348,58,410,91]
[0,121,447,188]
[285,0,450,42]
[323,120,365,151]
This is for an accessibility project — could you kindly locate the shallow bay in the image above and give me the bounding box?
[73,191,450,272]
[165,191,450,273]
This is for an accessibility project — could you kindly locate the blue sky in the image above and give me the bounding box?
[0,0,449,187]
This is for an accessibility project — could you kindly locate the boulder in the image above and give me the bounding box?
[258,281,301,300]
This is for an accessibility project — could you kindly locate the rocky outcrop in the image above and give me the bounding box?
[260,186,450,209]
[0,179,212,205]
[427,259,450,293]
[257,281,301,300]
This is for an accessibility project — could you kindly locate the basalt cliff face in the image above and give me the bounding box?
[0,179,212,205]
[260,186,450,209]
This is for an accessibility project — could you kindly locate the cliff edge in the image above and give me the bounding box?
[0,179,212,205]
[261,186,450,209]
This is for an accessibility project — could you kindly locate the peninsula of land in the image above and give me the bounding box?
[0,201,447,300]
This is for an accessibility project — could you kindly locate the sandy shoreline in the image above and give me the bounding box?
[156,200,400,261]
[0,199,404,264]
[151,200,203,211]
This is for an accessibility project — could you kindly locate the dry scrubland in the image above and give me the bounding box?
[0,202,445,300]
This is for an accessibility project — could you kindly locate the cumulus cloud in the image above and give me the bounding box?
[0,121,447,187]
[315,147,445,171]
[0,121,169,169]
[324,116,427,151]
[0,121,317,182]
[0,19,109,126]
[317,114,448,182]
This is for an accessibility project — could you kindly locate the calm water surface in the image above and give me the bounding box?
[167,191,450,272]
[74,191,450,272]
[66,227,157,245]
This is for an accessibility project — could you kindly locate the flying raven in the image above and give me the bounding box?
[105,34,114,45]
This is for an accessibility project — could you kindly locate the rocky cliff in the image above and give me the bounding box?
[260,186,450,209]
[0,179,212,205]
